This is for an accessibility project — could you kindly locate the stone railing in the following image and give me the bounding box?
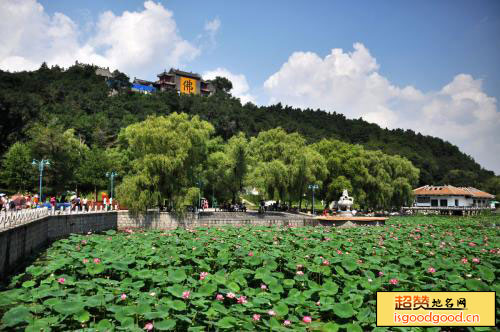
[0,204,119,231]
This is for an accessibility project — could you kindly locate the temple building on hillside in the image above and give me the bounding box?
[75,61,113,79]
[156,68,215,96]
[131,78,156,94]
[413,185,494,208]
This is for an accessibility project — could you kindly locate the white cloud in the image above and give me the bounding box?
[0,0,202,78]
[263,43,500,173]
[204,18,221,35]
[204,68,256,105]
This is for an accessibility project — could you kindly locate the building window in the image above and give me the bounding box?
[440,199,447,207]
[455,199,459,207]
[416,196,430,203]
[431,199,438,207]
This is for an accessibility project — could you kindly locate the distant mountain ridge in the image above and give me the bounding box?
[0,63,495,188]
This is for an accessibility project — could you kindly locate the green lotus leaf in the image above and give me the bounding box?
[54,300,85,315]
[322,322,340,332]
[227,281,240,292]
[167,284,185,298]
[399,257,415,266]
[273,302,289,316]
[171,300,187,311]
[74,310,90,323]
[1,305,32,327]
[96,319,113,331]
[465,279,489,291]
[322,281,339,295]
[22,280,36,288]
[216,316,237,329]
[333,303,355,318]
[198,283,217,296]
[168,269,187,283]
[477,266,495,282]
[155,319,176,330]
[344,322,363,332]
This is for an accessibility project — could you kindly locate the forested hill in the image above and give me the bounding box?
[0,64,495,187]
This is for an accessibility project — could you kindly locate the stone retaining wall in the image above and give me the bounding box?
[0,212,117,281]
[116,211,316,229]
[1,211,314,281]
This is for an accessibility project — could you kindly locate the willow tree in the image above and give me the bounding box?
[205,132,249,203]
[312,138,419,210]
[248,128,327,207]
[116,113,214,212]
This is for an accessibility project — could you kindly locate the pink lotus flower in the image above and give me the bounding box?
[121,293,127,300]
[336,250,342,255]
[427,267,436,273]
[252,314,261,321]
[199,272,209,280]
[237,296,248,304]
[390,278,399,285]
[93,258,101,264]
[302,316,312,323]
[260,284,267,290]
[144,322,153,331]
[468,242,476,247]
[182,291,190,299]
[472,257,480,263]
[226,292,236,299]
[216,294,224,301]
[378,271,384,277]
[268,310,276,316]
[57,277,65,284]
[248,251,254,257]
[322,260,330,266]
[82,258,89,264]
[296,271,304,275]
[283,320,291,326]
[81,240,87,245]
[461,257,468,264]
[316,301,321,306]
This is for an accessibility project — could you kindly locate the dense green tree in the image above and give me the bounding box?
[1,142,34,192]
[0,63,494,197]
[205,133,249,203]
[248,128,327,207]
[443,169,479,187]
[28,122,88,193]
[116,113,214,212]
[211,76,233,93]
[76,146,111,200]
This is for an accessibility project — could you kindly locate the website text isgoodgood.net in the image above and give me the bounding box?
[393,311,480,325]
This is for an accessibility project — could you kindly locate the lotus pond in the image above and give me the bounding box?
[1,215,499,331]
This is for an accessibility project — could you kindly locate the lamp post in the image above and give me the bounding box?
[105,171,118,205]
[308,184,319,215]
[32,159,50,204]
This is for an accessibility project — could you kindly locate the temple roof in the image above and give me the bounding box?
[413,185,494,199]
[157,68,201,80]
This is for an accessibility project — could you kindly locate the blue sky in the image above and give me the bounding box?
[2,0,499,173]
[37,0,499,100]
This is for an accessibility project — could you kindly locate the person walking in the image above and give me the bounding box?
[83,197,88,211]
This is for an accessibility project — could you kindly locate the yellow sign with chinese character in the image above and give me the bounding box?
[180,76,197,94]
[377,292,495,327]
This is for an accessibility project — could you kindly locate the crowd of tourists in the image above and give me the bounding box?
[0,192,114,212]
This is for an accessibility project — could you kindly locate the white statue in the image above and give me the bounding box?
[337,189,354,215]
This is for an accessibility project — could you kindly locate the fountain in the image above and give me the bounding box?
[317,189,387,227]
